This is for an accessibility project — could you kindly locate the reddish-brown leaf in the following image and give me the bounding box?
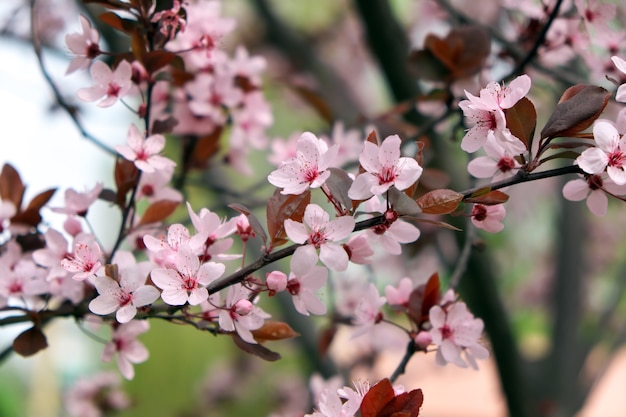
[465,190,509,205]
[138,200,179,226]
[99,12,137,34]
[378,389,424,417]
[0,163,25,208]
[251,321,299,343]
[13,326,48,357]
[228,203,268,245]
[11,209,42,229]
[318,324,337,357]
[540,85,610,139]
[325,168,354,214]
[360,378,396,417]
[505,96,536,151]
[407,48,450,82]
[416,189,463,214]
[266,189,311,248]
[114,158,139,207]
[142,51,177,74]
[420,272,440,322]
[189,129,221,169]
[231,333,281,361]
[25,188,56,212]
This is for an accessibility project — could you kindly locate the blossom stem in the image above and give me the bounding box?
[389,339,416,383]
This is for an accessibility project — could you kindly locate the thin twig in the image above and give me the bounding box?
[30,0,116,156]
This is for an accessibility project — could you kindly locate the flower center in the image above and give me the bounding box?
[378,166,396,184]
[440,324,453,340]
[607,150,626,168]
[287,279,300,296]
[107,82,122,98]
[497,156,516,172]
[472,204,487,221]
[587,174,603,190]
[308,230,326,248]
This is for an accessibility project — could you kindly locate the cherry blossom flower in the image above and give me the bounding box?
[577,121,626,185]
[363,197,421,255]
[143,224,198,268]
[268,132,339,195]
[348,134,423,200]
[562,173,626,216]
[64,372,130,417]
[61,235,103,281]
[187,202,239,262]
[65,15,101,74]
[385,277,413,308]
[268,132,300,166]
[467,135,522,182]
[611,56,626,103]
[89,252,160,323]
[286,248,328,316]
[471,203,506,233]
[342,234,374,265]
[102,320,150,380]
[234,214,255,243]
[429,302,489,369]
[352,283,386,337]
[0,247,48,303]
[459,75,530,154]
[284,204,355,271]
[115,124,176,173]
[150,244,225,305]
[306,387,358,417]
[321,121,365,168]
[218,284,270,344]
[32,228,70,281]
[151,0,186,40]
[77,60,133,107]
[52,183,103,217]
[136,165,183,203]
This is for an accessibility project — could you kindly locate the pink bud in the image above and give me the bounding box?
[413,330,432,350]
[233,299,253,316]
[266,271,287,295]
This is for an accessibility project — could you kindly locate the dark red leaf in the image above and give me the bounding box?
[138,200,179,226]
[231,333,281,361]
[420,272,440,322]
[13,326,48,357]
[26,188,56,212]
[266,189,311,248]
[505,96,536,151]
[378,389,424,417]
[99,12,137,34]
[465,189,509,205]
[152,116,178,135]
[540,85,610,139]
[416,189,463,214]
[114,158,139,207]
[0,163,25,208]
[360,378,396,417]
[325,168,354,214]
[143,51,177,74]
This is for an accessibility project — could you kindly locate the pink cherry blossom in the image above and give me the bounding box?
[218,284,270,344]
[64,372,130,417]
[611,56,626,102]
[562,173,626,216]
[348,134,423,200]
[459,75,530,154]
[136,165,183,203]
[266,270,287,295]
[77,60,133,107]
[151,0,186,40]
[102,320,150,380]
[234,214,256,243]
[115,124,176,173]
[65,15,101,74]
[284,204,355,271]
[286,247,328,316]
[143,224,197,268]
[471,203,506,233]
[342,234,374,265]
[89,251,160,323]
[467,135,522,182]
[187,202,239,262]
[385,277,413,308]
[577,121,626,185]
[352,283,386,337]
[0,246,48,302]
[363,197,421,255]
[150,244,225,305]
[52,183,103,217]
[306,387,358,417]
[32,228,70,281]
[61,235,103,281]
[268,132,339,195]
[429,302,489,369]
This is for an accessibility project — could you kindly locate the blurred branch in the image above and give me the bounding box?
[250,0,361,123]
[30,0,116,156]
[352,0,425,125]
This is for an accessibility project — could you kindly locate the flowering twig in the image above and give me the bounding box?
[29,0,116,156]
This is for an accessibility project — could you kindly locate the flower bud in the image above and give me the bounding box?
[266,271,287,295]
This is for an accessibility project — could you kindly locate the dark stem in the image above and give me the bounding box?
[389,339,416,383]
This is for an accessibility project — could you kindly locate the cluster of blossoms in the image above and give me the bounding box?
[11,1,626,416]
